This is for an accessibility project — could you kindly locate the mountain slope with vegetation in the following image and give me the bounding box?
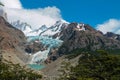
[58,50,120,80]
[58,23,120,55]
[0,58,42,80]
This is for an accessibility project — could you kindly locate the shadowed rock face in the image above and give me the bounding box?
[25,41,45,54]
[58,23,120,54]
[104,32,120,41]
[0,16,29,63]
[0,17,26,50]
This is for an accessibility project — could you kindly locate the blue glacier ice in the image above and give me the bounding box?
[27,36,63,48]
[28,35,63,66]
[30,48,50,64]
[39,36,63,48]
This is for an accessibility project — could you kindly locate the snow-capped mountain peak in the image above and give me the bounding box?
[76,23,85,31]
[38,25,48,31]
[40,20,69,36]
[26,25,48,37]
[11,20,32,35]
[9,20,68,64]
[18,20,69,37]
[11,20,32,30]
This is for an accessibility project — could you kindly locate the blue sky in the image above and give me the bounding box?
[20,0,120,27]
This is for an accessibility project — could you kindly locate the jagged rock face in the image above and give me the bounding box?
[58,23,120,54]
[60,23,101,41]
[0,17,29,63]
[0,17,26,50]
[104,32,120,41]
[25,41,45,53]
[11,20,33,36]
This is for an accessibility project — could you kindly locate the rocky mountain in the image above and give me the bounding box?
[58,23,120,54]
[11,20,32,36]
[40,20,68,37]
[0,17,26,49]
[8,18,120,64]
[7,20,67,64]
[104,32,120,41]
[11,20,68,37]
[0,16,29,64]
[10,19,120,63]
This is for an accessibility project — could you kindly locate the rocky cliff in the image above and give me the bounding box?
[104,32,120,41]
[58,23,120,54]
[0,16,29,64]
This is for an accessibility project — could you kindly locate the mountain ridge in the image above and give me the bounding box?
[1,4,120,66]
[58,23,120,55]
[10,19,120,63]
[0,16,29,64]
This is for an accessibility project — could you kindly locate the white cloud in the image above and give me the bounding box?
[0,0,64,29]
[96,19,120,34]
[4,7,62,29]
[0,0,22,9]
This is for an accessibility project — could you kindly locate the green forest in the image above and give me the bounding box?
[59,50,120,80]
[0,58,42,80]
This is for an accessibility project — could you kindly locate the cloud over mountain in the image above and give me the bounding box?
[96,19,120,34]
[0,0,22,9]
[0,0,63,29]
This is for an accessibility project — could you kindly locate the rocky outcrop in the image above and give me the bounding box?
[58,23,120,54]
[104,32,120,41]
[25,41,45,53]
[0,16,29,63]
[0,17,26,50]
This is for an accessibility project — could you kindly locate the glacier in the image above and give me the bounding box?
[26,21,67,64]
[10,20,67,65]
[28,36,63,64]
[30,48,50,64]
[27,36,63,48]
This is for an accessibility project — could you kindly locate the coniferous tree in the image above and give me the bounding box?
[58,50,120,80]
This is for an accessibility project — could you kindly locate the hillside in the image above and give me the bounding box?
[58,23,120,55]
[0,16,29,64]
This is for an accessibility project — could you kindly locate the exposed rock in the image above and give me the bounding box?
[58,23,120,54]
[104,32,120,41]
[0,16,29,64]
[25,41,45,53]
[0,17,26,49]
